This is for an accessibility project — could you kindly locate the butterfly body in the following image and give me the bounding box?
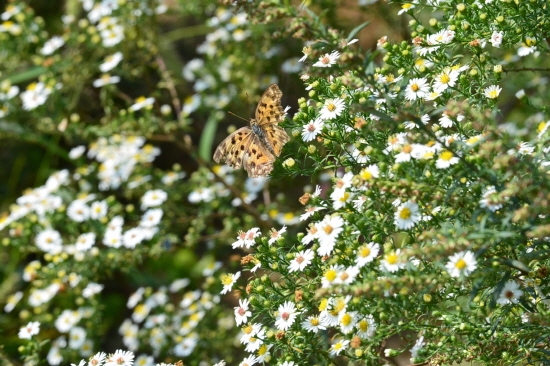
[213,84,290,178]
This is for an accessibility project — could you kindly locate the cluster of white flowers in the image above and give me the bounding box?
[120,278,221,359]
[86,136,161,190]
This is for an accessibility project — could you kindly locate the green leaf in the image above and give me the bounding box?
[347,21,370,42]
[4,67,47,84]
[199,114,219,162]
[367,109,394,122]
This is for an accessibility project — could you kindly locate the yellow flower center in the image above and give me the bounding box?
[327,103,336,112]
[410,83,419,92]
[439,74,451,83]
[341,313,352,326]
[360,169,372,180]
[221,274,234,286]
[359,246,371,258]
[358,320,369,332]
[324,269,337,281]
[440,151,454,161]
[455,258,466,270]
[310,318,320,326]
[339,192,350,202]
[399,207,411,219]
[402,144,413,153]
[385,252,398,265]
[334,299,346,312]
[324,225,334,234]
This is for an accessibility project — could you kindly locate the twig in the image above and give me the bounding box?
[156,56,182,121]
[503,67,550,73]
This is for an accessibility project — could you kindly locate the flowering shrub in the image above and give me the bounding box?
[1,0,549,366]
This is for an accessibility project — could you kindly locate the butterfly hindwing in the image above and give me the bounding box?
[262,124,290,157]
[255,84,285,126]
[243,134,276,178]
[213,127,253,169]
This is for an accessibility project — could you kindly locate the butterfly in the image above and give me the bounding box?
[213,84,290,178]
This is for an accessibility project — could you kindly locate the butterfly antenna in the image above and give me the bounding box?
[228,111,249,122]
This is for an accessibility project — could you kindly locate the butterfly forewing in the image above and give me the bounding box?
[255,84,285,126]
[213,127,253,169]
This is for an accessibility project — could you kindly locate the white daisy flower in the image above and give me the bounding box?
[445,250,477,277]
[490,30,503,48]
[275,301,300,330]
[497,281,523,305]
[405,78,429,101]
[129,96,155,111]
[338,310,358,334]
[316,215,345,256]
[319,98,346,120]
[67,199,90,222]
[141,189,167,209]
[302,117,324,142]
[394,200,421,230]
[329,339,350,356]
[75,232,95,252]
[313,50,340,67]
[104,350,134,366]
[220,271,240,295]
[288,249,315,272]
[359,164,380,180]
[232,227,261,249]
[433,69,459,93]
[300,206,325,221]
[40,36,65,55]
[93,74,121,88]
[397,3,415,15]
[379,249,407,273]
[69,145,86,159]
[355,242,380,267]
[35,229,63,254]
[100,52,123,72]
[483,85,502,99]
[268,225,287,245]
[435,150,460,169]
[301,315,328,333]
[18,321,40,339]
[356,314,377,339]
[234,298,252,326]
[321,265,344,288]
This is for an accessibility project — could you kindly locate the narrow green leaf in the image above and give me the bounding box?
[347,21,370,41]
[5,67,47,84]
[199,115,219,162]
